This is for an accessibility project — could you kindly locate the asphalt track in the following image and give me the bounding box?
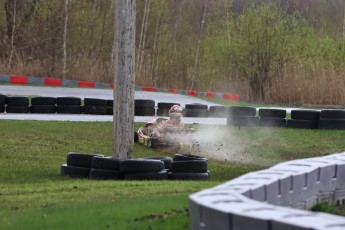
[0,85,227,125]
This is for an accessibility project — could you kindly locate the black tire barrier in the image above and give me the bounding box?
[61,164,90,178]
[318,119,345,130]
[57,97,81,106]
[57,105,83,114]
[134,132,139,143]
[157,102,180,110]
[124,170,168,180]
[185,103,208,110]
[168,171,210,180]
[227,116,259,127]
[84,98,108,106]
[0,105,4,113]
[0,95,7,105]
[141,156,173,169]
[156,108,169,116]
[173,153,208,162]
[259,118,286,128]
[183,109,209,117]
[287,119,318,129]
[320,110,345,119]
[89,168,123,180]
[6,97,29,106]
[120,159,165,173]
[30,105,56,114]
[229,106,256,117]
[6,106,29,113]
[107,107,113,115]
[258,109,286,118]
[291,110,320,121]
[107,100,113,107]
[66,152,104,168]
[31,97,57,106]
[135,99,155,108]
[209,106,230,118]
[170,160,208,173]
[83,105,108,115]
[91,156,121,171]
[135,107,155,116]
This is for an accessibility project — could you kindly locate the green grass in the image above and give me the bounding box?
[1,120,345,229]
[312,203,345,217]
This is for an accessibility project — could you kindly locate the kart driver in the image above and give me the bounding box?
[151,105,184,137]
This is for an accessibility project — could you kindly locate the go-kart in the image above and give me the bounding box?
[134,118,196,152]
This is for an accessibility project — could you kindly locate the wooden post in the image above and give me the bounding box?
[113,0,136,159]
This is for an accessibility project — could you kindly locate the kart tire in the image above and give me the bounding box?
[89,169,123,180]
[318,119,345,130]
[141,156,173,169]
[107,100,113,107]
[124,170,168,180]
[0,95,7,105]
[83,105,108,115]
[57,97,81,105]
[107,107,113,115]
[168,171,210,180]
[209,106,230,118]
[227,116,259,127]
[6,106,29,113]
[0,105,4,113]
[66,152,104,168]
[258,109,286,118]
[183,109,209,117]
[259,118,286,128]
[291,110,320,121]
[84,98,108,106]
[185,103,208,110]
[287,119,318,129]
[91,156,121,170]
[30,105,56,114]
[147,139,156,148]
[157,102,180,110]
[120,159,165,173]
[173,153,208,162]
[6,97,29,106]
[31,97,57,105]
[57,105,83,114]
[134,131,139,143]
[170,160,208,173]
[135,107,155,116]
[229,106,256,117]
[320,110,345,119]
[156,108,169,117]
[135,99,155,108]
[61,164,90,179]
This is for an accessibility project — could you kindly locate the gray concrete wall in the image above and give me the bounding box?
[189,152,345,230]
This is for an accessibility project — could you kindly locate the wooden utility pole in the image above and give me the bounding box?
[62,0,69,80]
[113,0,136,159]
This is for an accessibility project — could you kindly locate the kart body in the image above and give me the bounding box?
[136,118,195,152]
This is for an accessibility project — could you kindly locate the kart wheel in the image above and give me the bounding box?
[134,131,139,143]
[147,139,156,149]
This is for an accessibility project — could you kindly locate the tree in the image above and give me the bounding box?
[112,0,136,159]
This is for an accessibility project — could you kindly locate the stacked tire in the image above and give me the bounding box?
[209,106,229,118]
[0,94,7,113]
[227,106,258,127]
[30,97,57,114]
[259,109,287,128]
[107,100,113,115]
[83,98,108,115]
[120,158,168,180]
[157,102,180,116]
[287,110,320,129]
[61,152,104,178]
[318,110,345,130]
[168,153,210,180]
[6,96,29,113]
[183,104,209,117]
[135,99,155,116]
[89,156,123,180]
[57,97,82,114]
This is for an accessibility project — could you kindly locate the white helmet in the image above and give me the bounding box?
[169,105,183,118]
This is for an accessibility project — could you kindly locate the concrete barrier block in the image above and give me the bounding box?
[334,189,345,205]
[317,191,334,204]
[189,199,201,230]
[305,196,318,210]
[291,201,306,210]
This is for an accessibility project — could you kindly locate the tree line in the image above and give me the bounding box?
[0,0,345,104]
